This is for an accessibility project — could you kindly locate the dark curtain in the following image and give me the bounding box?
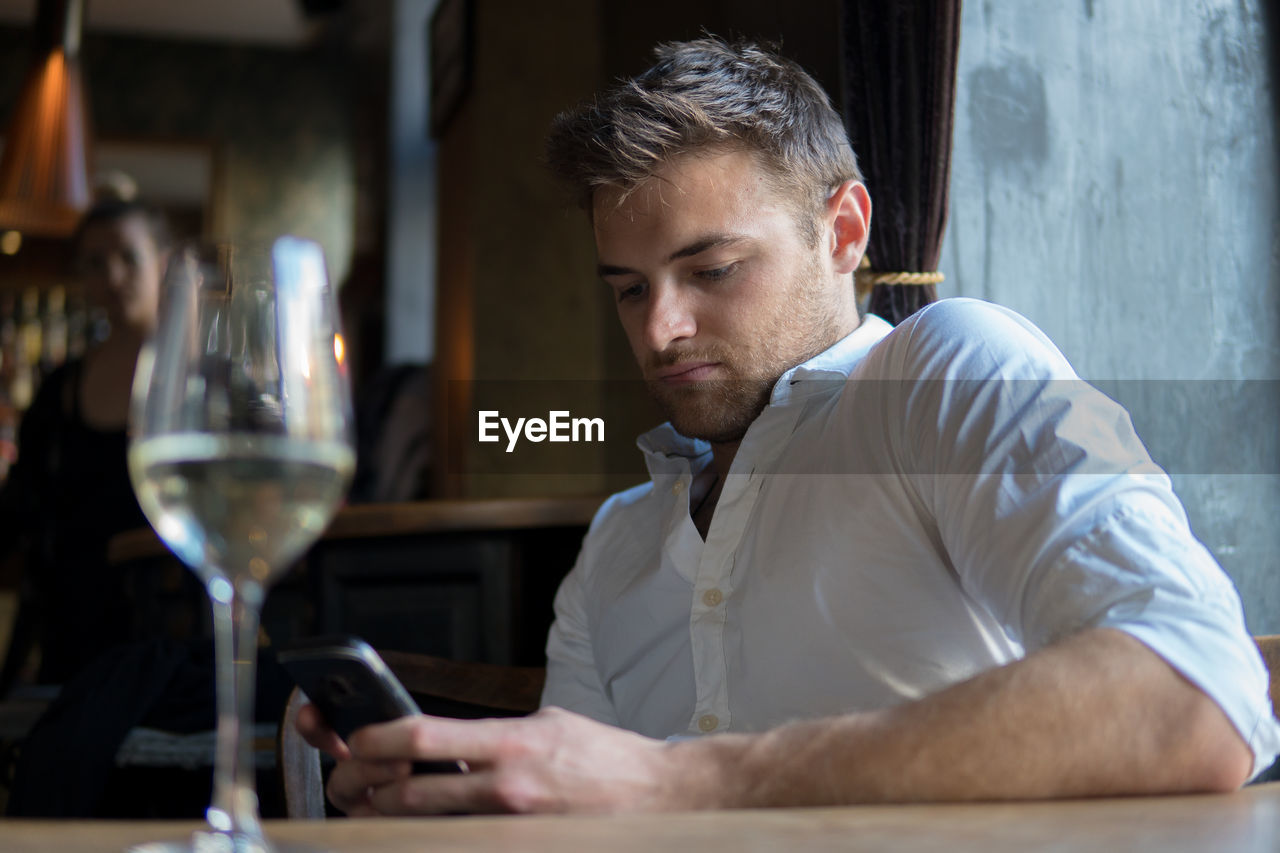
[842,0,963,325]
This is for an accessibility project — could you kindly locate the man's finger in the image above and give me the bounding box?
[294,703,352,760]
[348,714,517,764]
[326,758,413,814]
[367,768,510,816]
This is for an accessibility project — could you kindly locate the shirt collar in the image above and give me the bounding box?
[635,422,713,476]
[769,313,893,405]
[635,313,894,466]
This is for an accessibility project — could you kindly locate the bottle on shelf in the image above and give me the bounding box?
[41,285,68,375]
[9,288,42,412]
[0,284,87,483]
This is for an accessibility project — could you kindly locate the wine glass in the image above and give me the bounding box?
[127,238,354,853]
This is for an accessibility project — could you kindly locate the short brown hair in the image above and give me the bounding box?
[546,37,860,237]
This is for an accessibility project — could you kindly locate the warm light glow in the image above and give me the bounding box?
[0,42,93,235]
[248,557,271,581]
[333,333,345,365]
[0,231,20,255]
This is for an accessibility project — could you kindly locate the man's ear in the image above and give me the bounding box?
[825,180,871,275]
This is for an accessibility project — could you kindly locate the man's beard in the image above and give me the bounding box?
[644,252,842,445]
[647,372,775,445]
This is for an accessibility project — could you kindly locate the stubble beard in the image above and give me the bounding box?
[650,370,774,445]
[647,253,843,445]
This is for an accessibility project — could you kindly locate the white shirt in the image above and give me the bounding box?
[542,298,1280,778]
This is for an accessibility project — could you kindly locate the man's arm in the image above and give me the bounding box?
[298,626,1253,815]
[692,627,1251,808]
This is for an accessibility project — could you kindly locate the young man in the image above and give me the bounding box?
[298,38,1279,815]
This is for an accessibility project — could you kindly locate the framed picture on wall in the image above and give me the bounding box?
[429,0,474,138]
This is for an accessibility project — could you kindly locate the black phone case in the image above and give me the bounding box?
[277,636,462,774]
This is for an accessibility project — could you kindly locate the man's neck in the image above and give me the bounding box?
[708,440,740,480]
[691,449,729,539]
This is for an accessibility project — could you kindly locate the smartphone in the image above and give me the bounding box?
[277,635,464,774]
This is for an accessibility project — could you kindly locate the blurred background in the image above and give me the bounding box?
[0,0,1276,630]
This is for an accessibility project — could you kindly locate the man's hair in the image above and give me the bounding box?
[545,37,861,238]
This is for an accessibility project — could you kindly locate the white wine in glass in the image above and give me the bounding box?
[128,238,354,853]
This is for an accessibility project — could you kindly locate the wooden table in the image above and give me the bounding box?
[4,783,1279,852]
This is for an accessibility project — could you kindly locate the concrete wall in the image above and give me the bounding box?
[943,0,1280,632]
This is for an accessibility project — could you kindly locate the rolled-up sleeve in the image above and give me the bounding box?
[896,299,1280,778]
[1031,495,1279,777]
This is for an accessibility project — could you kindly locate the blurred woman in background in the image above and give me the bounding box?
[0,192,171,688]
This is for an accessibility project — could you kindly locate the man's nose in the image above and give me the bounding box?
[642,283,697,352]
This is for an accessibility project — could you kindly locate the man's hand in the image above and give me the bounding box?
[295,704,705,816]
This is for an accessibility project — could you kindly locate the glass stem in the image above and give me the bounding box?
[207,577,267,847]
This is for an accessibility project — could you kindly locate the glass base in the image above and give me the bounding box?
[128,830,316,853]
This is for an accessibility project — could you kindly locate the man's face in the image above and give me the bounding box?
[593,149,851,444]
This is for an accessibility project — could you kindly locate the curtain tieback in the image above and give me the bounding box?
[859,269,945,285]
[856,254,944,286]
[855,256,944,300]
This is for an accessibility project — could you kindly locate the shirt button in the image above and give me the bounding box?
[672,480,685,496]
[698,714,719,733]
[702,588,723,607]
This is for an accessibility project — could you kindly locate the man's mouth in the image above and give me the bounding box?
[653,362,720,384]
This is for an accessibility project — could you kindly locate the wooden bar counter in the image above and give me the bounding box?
[106,496,605,564]
[105,497,604,667]
[4,783,1279,852]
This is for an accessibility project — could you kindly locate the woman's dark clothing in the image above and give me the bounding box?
[0,358,147,684]
[6,638,297,817]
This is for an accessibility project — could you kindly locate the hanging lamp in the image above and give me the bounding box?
[0,0,92,237]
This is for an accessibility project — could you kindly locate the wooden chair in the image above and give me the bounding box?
[1251,635,1280,785]
[277,652,545,819]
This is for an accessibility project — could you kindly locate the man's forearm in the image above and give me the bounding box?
[677,628,1253,808]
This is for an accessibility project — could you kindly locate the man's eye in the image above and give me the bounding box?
[616,282,645,303]
[696,263,737,281]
